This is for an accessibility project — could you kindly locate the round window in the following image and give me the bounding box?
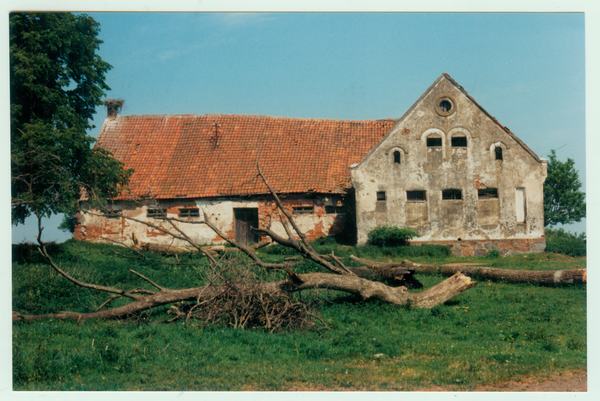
[435,96,455,116]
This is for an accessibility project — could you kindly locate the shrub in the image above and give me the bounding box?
[368,226,419,247]
[486,250,501,258]
[355,244,451,258]
[545,237,586,257]
[544,228,586,257]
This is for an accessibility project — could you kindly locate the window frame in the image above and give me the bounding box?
[478,188,499,199]
[376,191,386,201]
[179,208,200,218]
[426,136,442,147]
[292,206,314,215]
[451,136,468,147]
[442,188,463,200]
[147,208,166,219]
[325,205,345,215]
[407,190,427,202]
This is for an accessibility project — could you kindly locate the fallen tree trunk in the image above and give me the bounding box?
[12,271,475,322]
[351,256,585,285]
[439,264,586,285]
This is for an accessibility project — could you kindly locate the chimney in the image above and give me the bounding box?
[104,99,124,119]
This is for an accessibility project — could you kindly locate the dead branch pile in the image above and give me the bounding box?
[166,255,322,332]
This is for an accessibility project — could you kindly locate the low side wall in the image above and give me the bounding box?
[412,238,546,257]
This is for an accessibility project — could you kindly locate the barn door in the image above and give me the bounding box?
[234,208,259,247]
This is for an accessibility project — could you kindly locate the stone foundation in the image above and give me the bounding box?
[412,238,546,257]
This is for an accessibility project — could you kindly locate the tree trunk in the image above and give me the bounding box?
[438,264,586,285]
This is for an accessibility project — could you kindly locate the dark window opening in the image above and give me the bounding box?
[427,137,442,147]
[325,206,345,214]
[179,208,200,218]
[407,190,426,201]
[439,100,452,112]
[442,189,463,200]
[147,209,165,218]
[377,191,386,201]
[292,206,314,215]
[478,188,499,199]
[495,147,503,160]
[451,136,467,147]
[393,150,401,164]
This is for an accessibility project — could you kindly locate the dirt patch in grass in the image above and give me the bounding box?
[240,370,587,392]
[471,369,587,392]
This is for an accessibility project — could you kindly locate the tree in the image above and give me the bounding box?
[10,12,132,231]
[543,149,586,227]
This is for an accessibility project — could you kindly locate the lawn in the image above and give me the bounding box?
[12,240,586,391]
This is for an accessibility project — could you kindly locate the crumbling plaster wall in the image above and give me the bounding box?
[351,77,547,245]
[75,195,346,247]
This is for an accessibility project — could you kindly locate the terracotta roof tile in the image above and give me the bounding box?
[96,114,396,200]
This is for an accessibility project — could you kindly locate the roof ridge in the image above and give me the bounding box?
[114,113,398,123]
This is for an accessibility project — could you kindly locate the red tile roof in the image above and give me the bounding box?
[96,114,397,200]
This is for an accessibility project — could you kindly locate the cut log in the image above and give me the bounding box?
[439,265,586,285]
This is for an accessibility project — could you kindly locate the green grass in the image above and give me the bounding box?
[12,240,586,390]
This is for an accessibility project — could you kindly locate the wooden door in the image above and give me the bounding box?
[234,208,259,247]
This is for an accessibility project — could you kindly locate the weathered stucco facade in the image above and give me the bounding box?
[75,195,348,247]
[77,73,546,256]
[351,74,547,255]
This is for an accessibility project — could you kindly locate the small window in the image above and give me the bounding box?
[478,188,499,199]
[407,190,426,201]
[451,136,467,147]
[442,189,462,200]
[325,206,344,214]
[427,137,442,147]
[377,191,386,201]
[393,150,401,164]
[292,206,314,215]
[179,208,200,218]
[495,147,503,160]
[147,208,165,218]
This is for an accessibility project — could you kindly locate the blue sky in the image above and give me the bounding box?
[10,11,587,242]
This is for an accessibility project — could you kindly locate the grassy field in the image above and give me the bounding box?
[12,240,586,391]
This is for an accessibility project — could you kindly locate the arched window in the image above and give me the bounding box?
[495,147,503,160]
[393,150,401,164]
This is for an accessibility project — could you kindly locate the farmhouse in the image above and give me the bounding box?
[75,73,547,256]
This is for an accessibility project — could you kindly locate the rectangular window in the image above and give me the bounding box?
[478,188,499,199]
[451,136,467,147]
[147,208,165,218]
[325,206,344,214]
[407,190,426,201]
[515,188,526,223]
[427,137,442,147]
[442,189,462,200]
[377,191,386,201]
[179,208,200,218]
[292,206,314,215]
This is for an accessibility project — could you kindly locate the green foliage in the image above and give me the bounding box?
[10,12,133,228]
[545,227,586,241]
[545,238,586,257]
[12,241,586,390]
[368,225,419,247]
[486,250,501,258]
[544,150,586,227]
[543,228,586,257]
